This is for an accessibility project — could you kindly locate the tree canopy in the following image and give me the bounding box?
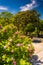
[0,10,43,36]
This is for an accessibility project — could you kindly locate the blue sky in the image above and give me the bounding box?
[0,0,43,19]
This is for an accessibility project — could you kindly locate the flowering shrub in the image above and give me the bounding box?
[0,24,34,65]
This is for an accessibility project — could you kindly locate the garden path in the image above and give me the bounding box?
[32,37,43,65]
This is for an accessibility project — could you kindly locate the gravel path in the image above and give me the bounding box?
[31,38,43,65]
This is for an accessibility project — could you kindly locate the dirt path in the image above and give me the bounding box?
[32,38,43,65]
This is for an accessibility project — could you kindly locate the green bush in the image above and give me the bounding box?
[0,24,34,65]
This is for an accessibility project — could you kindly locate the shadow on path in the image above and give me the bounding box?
[28,55,43,65]
[32,38,42,43]
[32,39,41,43]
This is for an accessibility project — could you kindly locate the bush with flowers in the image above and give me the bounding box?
[0,24,34,65]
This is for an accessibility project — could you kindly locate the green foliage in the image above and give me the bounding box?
[0,12,13,18]
[25,23,35,33]
[20,59,32,65]
[14,10,39,31]
[0,10,41,65]
[39,20,43,31]
[0,23,34,65]
[0,24,17,40]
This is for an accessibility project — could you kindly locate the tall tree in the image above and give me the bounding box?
[14,10,40,36]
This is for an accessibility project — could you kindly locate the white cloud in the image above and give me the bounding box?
[0,6,8,10]
[20,0,38,11]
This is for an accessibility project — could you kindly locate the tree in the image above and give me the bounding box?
[25,23,35,35]
[0,12,13,18]
[0,12,14,26]
[39,20,43,35]
[14,10,40,36]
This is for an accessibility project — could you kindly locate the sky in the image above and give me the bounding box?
[0,0,43,19]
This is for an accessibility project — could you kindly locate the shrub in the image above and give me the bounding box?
[0,24,34,65]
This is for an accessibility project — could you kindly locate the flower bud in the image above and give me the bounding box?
[13,61,16,65]
[4,46,7,49]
